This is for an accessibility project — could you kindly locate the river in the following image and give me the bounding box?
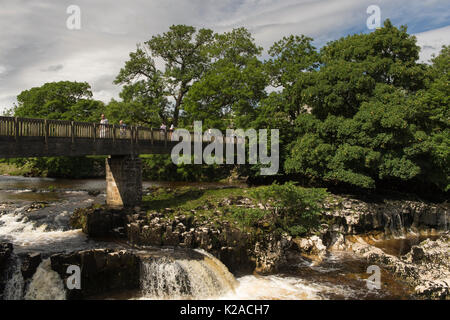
[0,175,416,300]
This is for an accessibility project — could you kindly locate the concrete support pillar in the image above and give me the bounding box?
[106,155,142,208]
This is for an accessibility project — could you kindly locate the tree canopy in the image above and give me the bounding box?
[8,21,449,194]
[114,24,215,127]
[280,21,449,192]
[13,81,103,122]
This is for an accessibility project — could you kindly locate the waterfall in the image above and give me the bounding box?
[24,259,66,300]
[3,256,24,300]
[140,249,237,299]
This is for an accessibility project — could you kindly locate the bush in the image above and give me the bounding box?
[250,182,328,236]
[230,207,268,228]
[8,156,105,178]
[141,154,232,182]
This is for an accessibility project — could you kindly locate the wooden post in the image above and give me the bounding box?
[151,128,154,145]
[44,120,49,146]
[130,126,134,148]
[14,117,19,141]
[71,121,75,144]
[165,129,167,147]
[93,123,97,142]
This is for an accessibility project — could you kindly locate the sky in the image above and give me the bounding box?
[0,0,449,113]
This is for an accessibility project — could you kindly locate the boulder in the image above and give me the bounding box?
[0,243,13,270]
[254,234,292,274]
[21,252,42,279]
[50,249,140,299]
[292,235,327,258]
[70,205,128,238]
[0,242,13,299]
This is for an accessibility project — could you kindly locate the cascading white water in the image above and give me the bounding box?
[24,259,66,300]
[0,198,108,255]
[3,256,24,300]
[140,249,237,299]
[0,206,85,247]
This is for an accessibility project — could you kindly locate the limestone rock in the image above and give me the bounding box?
[324,196,449,236]
[292,235,327,257]
[350,232,450,299]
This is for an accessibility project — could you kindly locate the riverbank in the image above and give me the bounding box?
[0,155,237,183]
[0,162,34,177]
[0,157,106,179]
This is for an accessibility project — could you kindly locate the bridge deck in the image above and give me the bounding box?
[0,116,235,158]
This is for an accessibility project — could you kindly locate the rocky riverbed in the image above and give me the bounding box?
[0,181,448,300]
[346,232,450,299]
[67,190,449,299]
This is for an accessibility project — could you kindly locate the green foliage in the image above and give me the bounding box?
[13,81,103,121]
[230,207,268,228]
[142,185,327,236]
[7,82,107,178]
[142,187,245,213]
[115,26,269,130]
[282,20,449,192]
[0,159,35,176]
[250,182,328,236]
[114,25,215,126]
[105,99,161,127]
[141,154,231,182]
[3,22,448,194]
[11,156,105,178]
[183,28,268,130]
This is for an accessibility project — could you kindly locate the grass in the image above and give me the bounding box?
[142,184,329,237]
[142,186,270,230]
[143,187,245,211]
[0,161,34,176]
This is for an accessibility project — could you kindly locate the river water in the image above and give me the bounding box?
[0,175,415,300]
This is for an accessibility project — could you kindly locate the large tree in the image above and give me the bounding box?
[9,81,105,178]
[247,35,320,175]
[13,81,103,121]
[114,25,215,126]
[183,28,268,130]
[284,20,448,192]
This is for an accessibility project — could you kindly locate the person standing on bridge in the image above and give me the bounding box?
[119,120,127,138]
[169,124,174,140]
[100,114,109,138]
[160,122,167,140]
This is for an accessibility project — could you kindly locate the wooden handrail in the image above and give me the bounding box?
[0,116,242,145]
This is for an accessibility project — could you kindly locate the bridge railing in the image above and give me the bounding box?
[47,119,71,137]
[0,116,246,145]
[73,121,95,139]
[0,116,16,136]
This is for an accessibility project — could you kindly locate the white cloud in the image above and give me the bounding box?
[415,25,450,63]
[0,0,449,113]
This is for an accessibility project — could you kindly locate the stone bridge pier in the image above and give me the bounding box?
[106,155,142,208]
